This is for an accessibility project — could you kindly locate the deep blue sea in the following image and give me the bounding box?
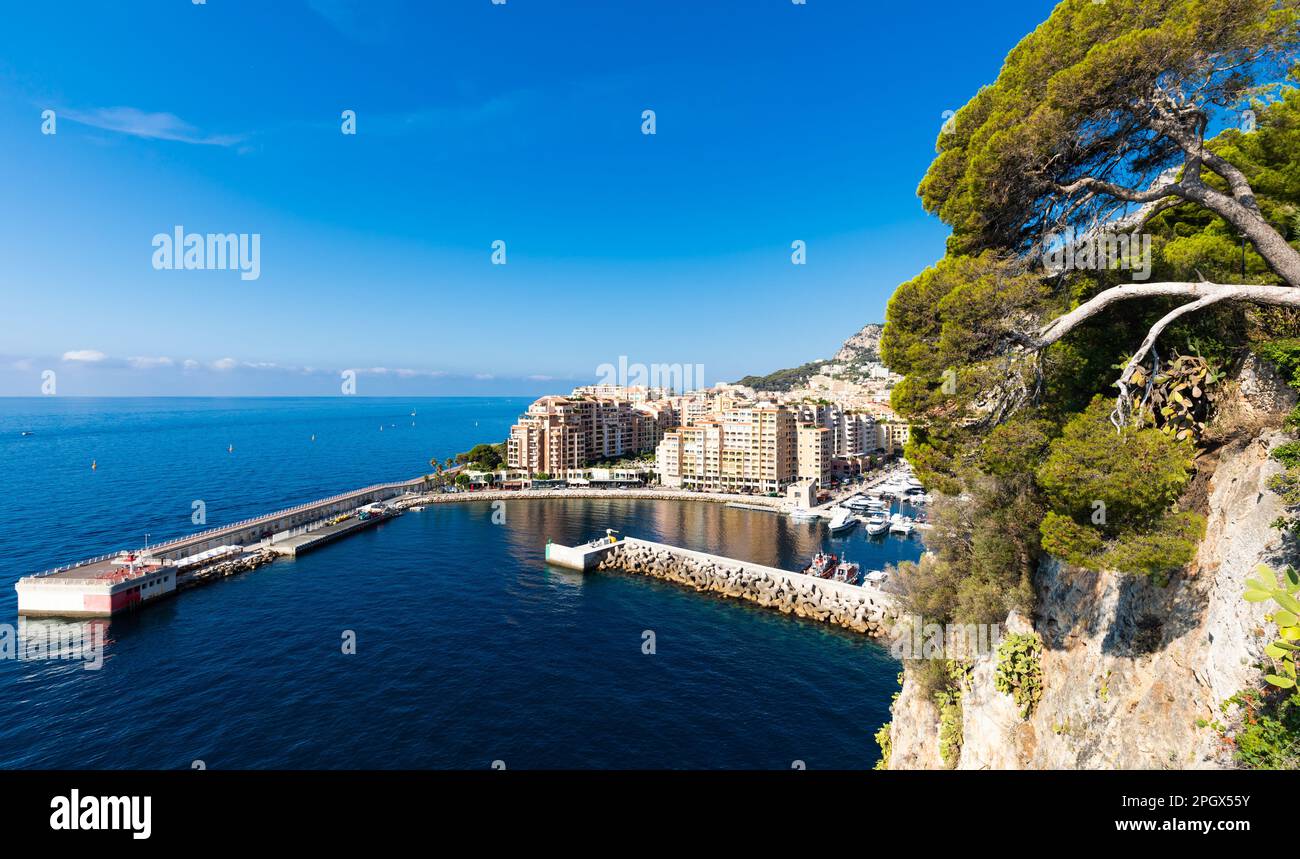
[0,398,917,769]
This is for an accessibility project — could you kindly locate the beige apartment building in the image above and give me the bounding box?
[506,393,671,474]
[796,423,831,487]
[876,421,910,455]
[657,403,797,494]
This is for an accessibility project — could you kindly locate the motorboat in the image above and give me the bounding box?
[890,514,914,536]
[831,561,861,585]
[802,552,839,578]
[827,507,857,534]
[864,512,890,536]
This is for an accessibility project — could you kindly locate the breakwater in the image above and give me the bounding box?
[586,538,896,637]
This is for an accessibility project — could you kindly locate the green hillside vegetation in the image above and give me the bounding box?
[734,359,829,391]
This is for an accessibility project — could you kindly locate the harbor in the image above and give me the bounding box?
[15,464,926,620]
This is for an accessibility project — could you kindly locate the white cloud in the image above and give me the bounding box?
[62,350,106,363]
[211,357,238,371]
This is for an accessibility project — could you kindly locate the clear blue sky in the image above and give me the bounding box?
[0,0,1053,396]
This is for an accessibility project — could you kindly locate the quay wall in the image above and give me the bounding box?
[593,538,897,637]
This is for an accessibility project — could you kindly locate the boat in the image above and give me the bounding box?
[802,552,839,578]
[890,514,914,536]
[789,507,820,522]
[864,512,890,536]
[19,431,33,437]
[863,570,890,589]
[827,507,857,534]
[831,561,861,585]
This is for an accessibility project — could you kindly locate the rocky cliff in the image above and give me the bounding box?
[886,357,1297,769]
[832,323,883,366]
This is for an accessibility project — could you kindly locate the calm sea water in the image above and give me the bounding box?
[0,398,916,769]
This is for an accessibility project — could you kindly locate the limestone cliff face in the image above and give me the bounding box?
[887,358,1296,769]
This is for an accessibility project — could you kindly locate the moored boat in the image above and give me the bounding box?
[831,561,860,585]
[802,552,839,578]
[827,507,857,534]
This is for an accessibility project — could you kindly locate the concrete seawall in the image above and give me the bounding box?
[572,537,896,637]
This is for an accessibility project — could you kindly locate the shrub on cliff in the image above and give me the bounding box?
[1035,398,1203,577]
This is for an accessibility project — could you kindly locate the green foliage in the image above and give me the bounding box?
[1272,441,1300,469]
[1127,352,1223,442]
[1245,564,1300,689]
[882,252,1056,425]
[458,442,506,470]
[979,419,1054,477]
[734,359,829,392]
[1037,398,1195,522]
[1223,688,1300,769]
[896,489,1037,628]
[1254,338,1300,389]
[917,0,1300,256]
[873,722,892,771]
[935,688,963,770]
[994,632,1044,719]
[1036,398,1203,576]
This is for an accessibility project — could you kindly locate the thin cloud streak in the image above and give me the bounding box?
[60,106,247,147]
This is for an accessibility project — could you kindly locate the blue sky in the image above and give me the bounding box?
[0,0,1053,396]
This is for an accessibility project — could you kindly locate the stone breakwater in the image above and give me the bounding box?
[594,539,895,637]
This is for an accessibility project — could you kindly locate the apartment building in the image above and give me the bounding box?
[876,421,911,455]
[796,423,831,487]
[656,403,796,494]
[506,392,669,474]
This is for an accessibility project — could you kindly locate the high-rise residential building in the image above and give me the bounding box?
[506,391,669,474]
[876,421,910,455]
[792,402,878,456]
[656,403,796,494]
[796,423,831,487]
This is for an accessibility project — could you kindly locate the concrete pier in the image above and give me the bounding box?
[16,480,423,617]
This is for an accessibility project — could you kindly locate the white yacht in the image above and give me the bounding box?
[889,513,914,536]
[864,511,890,536]
[827,507,857,534]
[789,507,821,522]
